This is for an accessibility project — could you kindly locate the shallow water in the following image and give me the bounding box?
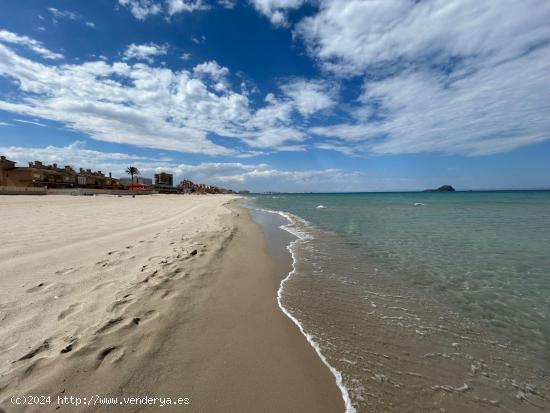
[249,191,550,412]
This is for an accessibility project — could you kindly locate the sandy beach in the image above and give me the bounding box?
[0,195,343,412]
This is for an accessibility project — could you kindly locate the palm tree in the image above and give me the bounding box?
[125,166,140,187]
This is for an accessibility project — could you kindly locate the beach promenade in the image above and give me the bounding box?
[0,195,343,412]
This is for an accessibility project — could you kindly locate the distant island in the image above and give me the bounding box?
[424,185,456,192]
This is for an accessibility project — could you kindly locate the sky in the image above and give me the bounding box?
[0,0,549,192]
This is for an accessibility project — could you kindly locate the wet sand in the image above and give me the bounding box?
[0,195,343,412]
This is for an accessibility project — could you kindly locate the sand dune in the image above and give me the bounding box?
[0,195,342,412]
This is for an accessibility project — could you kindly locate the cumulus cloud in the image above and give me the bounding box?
[118,0,163,20]
[241,127,305,149]
[0,42,234,155]
[298,0,550,156]
[166,0,209,15]
[118,0,209,19]
[0,34,313,155]
[250,0,307,26]
[193,60,229,81]
[0,30,63,60]
[0,141,148,170]
[280,79,335,116]
[123,42,168,63]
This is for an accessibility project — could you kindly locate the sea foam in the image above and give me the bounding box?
[256,207,356,413]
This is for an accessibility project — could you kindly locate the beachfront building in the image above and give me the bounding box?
[154,172,173,186]
[0,156,119,189]
[177,179,194,194]
[154,172,177,193]
[118,177,154,192]
[176,179,233,194]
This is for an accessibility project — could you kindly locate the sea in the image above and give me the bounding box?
[247,191,550,412]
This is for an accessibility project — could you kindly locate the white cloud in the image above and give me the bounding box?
[13,119,48,127]
[0,141,147,170]
[123,43,168,63]
[296,0,550,74]
[314,141,360,156]
[280,79,335,116]
[218,0,236,9]
[48,7,96,28]
[241,127,305,149]
[360,62,550,156]
[164,162,368,192]
[297,0,550,156]
[4,0,549,160]
[181,52,192,60]
[118,0,209,19]
[166,0,209,15]
[251,0,306,26]
[0,42,234,155]
[48,7,80,21]
[0,35,310,155]
[118,0,163,20]
[191,35,206,44]
[193,60,229,80]
[310,124,371,142]
[0,30,63,60]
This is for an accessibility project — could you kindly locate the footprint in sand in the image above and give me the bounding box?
[26,282,47,293]
[166,268,183,279]
[58,303,83,320]
[143,310,157,318]
[55,267,76,276]
[60,343,74,354]
[95,317,124,335]
[133,310,157,324]
[92,280,116,292]
[95,259,110,268]
[96,346,124,367]
[108,296,134,312]
[16,340,50,362]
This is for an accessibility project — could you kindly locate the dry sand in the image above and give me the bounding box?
[0,194,343,412]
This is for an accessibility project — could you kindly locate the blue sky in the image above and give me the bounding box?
[0,0,549,192]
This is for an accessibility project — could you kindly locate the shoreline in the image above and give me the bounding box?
[0,195,343,412]
[247,205,355,413]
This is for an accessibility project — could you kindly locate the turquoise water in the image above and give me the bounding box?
[251,191,550,411]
